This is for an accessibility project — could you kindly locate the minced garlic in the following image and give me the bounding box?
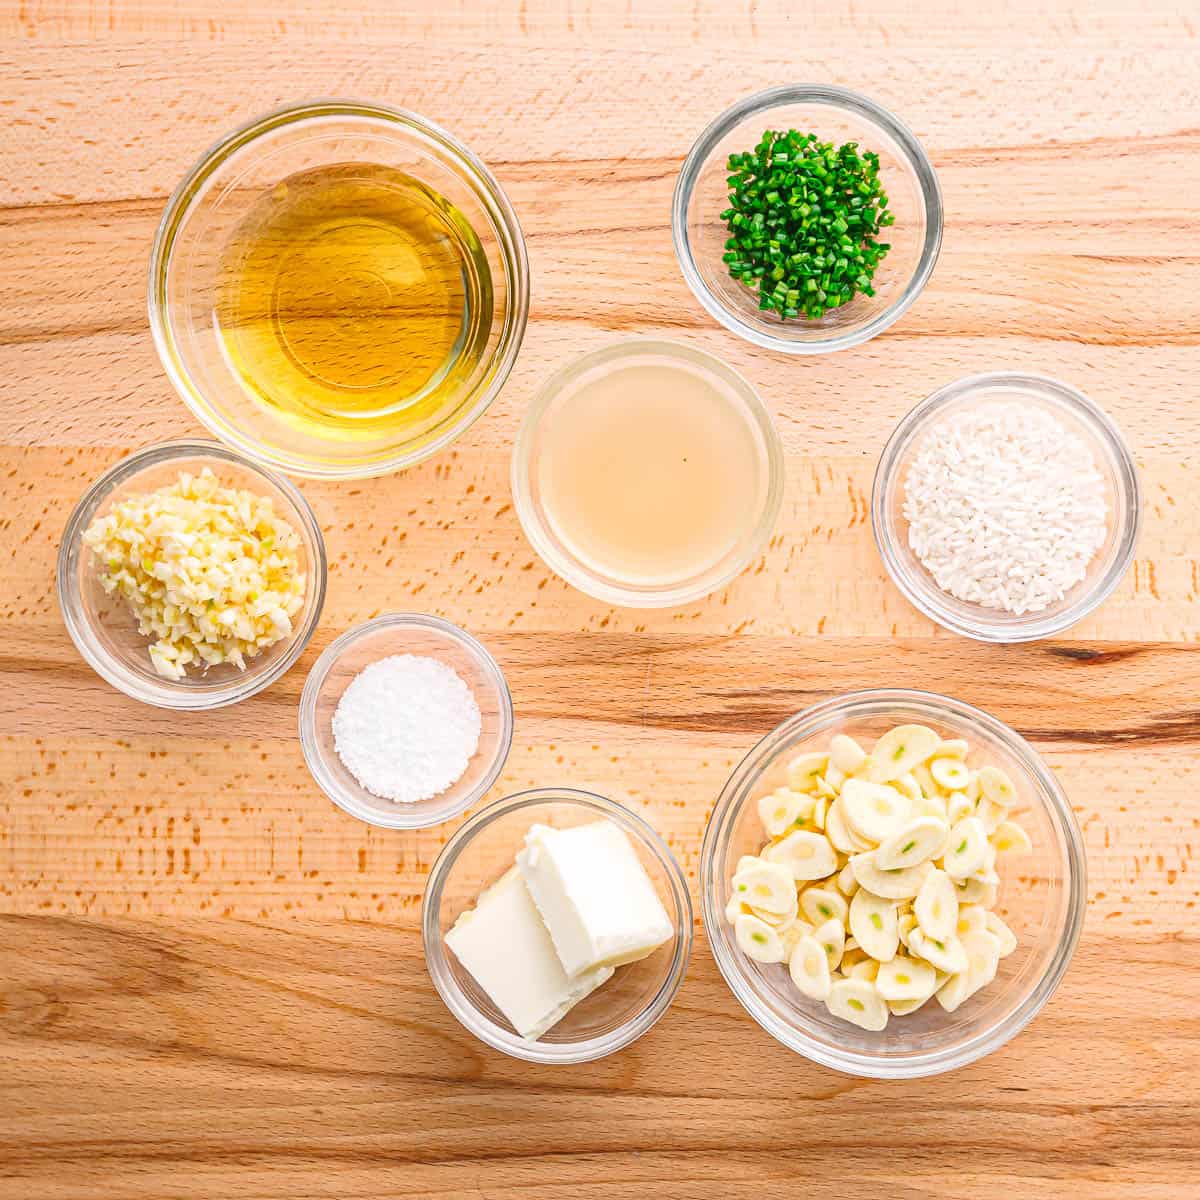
[82,468,306,680]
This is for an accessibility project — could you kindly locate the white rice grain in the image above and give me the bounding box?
[902,402,1108,616]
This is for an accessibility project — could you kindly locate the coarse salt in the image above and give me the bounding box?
[902,402,1108,616]
[332,654,482,803]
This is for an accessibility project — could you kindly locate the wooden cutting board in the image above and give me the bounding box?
[2,2,1197,1196]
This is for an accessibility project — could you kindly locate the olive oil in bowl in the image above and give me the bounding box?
[215,162,493,446]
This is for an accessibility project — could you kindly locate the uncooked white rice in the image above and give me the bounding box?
[902,402,1108,616]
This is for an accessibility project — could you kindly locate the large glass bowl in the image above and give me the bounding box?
[57,439,327,709]
[149,99,529,478]
[424,788,693,1063]
[700,690,1086,1078]
[673,85,942,353]
[872,372,1141,642]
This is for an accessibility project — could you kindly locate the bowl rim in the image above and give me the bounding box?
[871,371,1142,643]
[700,688,1087,1078]
[55,438,327,710]
[422,786,695,1064]
[148,97,530,480]
[510,336,785,608]
[671,83,944,355]
[297,612,515,830]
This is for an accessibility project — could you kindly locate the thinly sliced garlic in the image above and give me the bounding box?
[789,934,833,1000]
[867,724,941,783]
[757,788,814,838]
[841,779,912,843]
[826,977,888,1031]
[734,913,785,963]
[914,868,958,943]
[786,752,828,794]
[800,886,848,929]
[849,889,899,963]
[875,816,949,870]
[763,829,838,881]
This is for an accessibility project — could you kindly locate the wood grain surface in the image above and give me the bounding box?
[2,2,1199,1197]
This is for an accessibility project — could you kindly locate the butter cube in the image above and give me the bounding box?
[517,820,673,978]
[445,866,613,1041]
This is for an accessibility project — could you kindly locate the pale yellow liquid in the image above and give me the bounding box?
[214,163,492,447]
[536,359,768,587]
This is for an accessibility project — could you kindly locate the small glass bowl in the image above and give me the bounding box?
[298,613,513,829]
[701,690,1086,1078]
[511,339,784,608]
[57,439,326,710]
[672,85,942,353]
[423,788,693,1063]
[872,372,1141,642]
[149,99,529,479]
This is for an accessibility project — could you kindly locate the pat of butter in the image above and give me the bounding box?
[445,866,614,1041]
[517,820,673,978]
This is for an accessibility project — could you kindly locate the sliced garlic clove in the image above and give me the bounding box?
[826,977,889,1031]
[979,765,1017,807]
[841,778,912,844]
[867,724,941,783]
[829,733,867,775]
[914,867,958,943]
[788,934,833,1000]
[835,860,860,898]
[875,816,949,870]
[930,756,971,792]
[985,911,1018,957]
[847,958,880,982]
[936,969,971,1012]
[749,902,796,932]
[935,738,970,760]
[848,888,899,963]
[992,819,1033,855]
[961,929,1001,999]
[786,751,828,794]
[825,797,870,854]
[813,916,846,972]
[763,829,838,881]
[888,994,932,1016]
[875,954,938,1003]
[780,918,816,958]
[946,791,975,825]
[734,913,785,963]
[955,903,989,939]
[849,851,932,900]
[757,788,814,838]
[799,886,848,929]
[730,858,797,915]
[913,792,949,821]
[897,910,918,950]
[953,875,998,907]
[943,816,989,879]
[894,771,924,802]
[811,795,830,832]
[907,927,969,976]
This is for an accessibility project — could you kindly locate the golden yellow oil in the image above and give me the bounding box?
[214,163,493,446]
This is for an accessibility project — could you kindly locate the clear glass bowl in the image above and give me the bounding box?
[57,439,327,710]
[149,99,529,479]
[511,339,784,607]
[298,613,513,829]
[672,85,942,353]
[701,690,1085,1078]
[424,788,693,1063]
[872,372,1141,642]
